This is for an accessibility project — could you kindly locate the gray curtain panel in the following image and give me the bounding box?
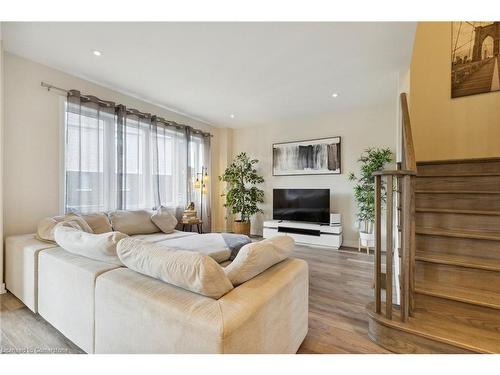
[65,90,212,230]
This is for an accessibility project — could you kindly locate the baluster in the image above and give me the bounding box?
[410,175,416,314]
[400,174,411,322]
[385,175,394,319]
[374,175,382,313]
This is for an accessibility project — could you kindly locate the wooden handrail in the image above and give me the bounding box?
[372,170,416,176]
[372,92,416,323]
[400,93,416,172]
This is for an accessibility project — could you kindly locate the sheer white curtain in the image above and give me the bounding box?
[188,131,211,232]
[65,91,116,213]
[64,91,210,224]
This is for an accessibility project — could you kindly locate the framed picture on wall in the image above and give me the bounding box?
[272,136,341,176]
[451,21,500,98]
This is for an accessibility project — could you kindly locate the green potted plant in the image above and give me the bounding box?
[219,152,265,236]
[348,148,393,249]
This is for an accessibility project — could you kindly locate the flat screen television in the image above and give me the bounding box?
[273,188,330,224]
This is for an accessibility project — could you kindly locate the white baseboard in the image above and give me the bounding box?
[342,239,358,249]
[0,283,6,294]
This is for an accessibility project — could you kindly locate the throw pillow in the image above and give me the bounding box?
[108,210,160,235]
[224,235,294,286]
[54,224,127,266]
[151,206,178,234]
[117,237,234,299]
[81,212,113,234]
[36,214,93,243]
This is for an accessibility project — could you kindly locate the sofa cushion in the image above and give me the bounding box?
[94,258,309,354]
[108,210,160,235]
[224,235,294,286]
[117,237,234,299]
[36,214,93,243]
[131,231,196,243]
[38,247,120,353]
[81,212,113,234]
[54,225,127,266]
[5,234,60,313]
[151,206,178,234]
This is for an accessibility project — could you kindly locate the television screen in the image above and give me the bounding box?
[273,189,330,224]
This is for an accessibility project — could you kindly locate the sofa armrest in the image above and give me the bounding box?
[218,258,309,353]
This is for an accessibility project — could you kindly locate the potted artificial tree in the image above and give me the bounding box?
[348,148,393,250]
[219,152,265,236]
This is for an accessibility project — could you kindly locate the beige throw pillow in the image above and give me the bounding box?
[224,235,294,286]
[81,212,113,234]
[36,214,93,243]
[151,206,178,234]
[117,237,234,299]
[54,225,127,266]
[108,210,160,235]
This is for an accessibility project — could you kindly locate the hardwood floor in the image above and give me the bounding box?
[294,245,389,353]
[0,292,84,354]
[0,244,387,354]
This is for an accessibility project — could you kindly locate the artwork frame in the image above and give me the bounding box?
[451,21,500,99]
[272,136,341,176]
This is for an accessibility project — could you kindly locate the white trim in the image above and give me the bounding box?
[0,283,6,294]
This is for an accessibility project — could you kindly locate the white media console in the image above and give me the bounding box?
[263,215,342,249]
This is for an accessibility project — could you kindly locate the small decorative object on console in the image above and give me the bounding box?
[182,201,198,223]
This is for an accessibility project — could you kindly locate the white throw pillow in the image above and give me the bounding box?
[54,225,128,266]
[117,237,234,299]
[151,206,178,234]
[108,210,160,235]
[81,212,113,234]
[36,214,93,243]
[224,235,295,286]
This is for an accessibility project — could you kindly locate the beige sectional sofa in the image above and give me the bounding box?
[5,212,309,354]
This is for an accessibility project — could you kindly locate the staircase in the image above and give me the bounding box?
[368,158,500,353]
[366,93,500,353]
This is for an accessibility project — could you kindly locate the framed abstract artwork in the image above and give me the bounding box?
[272,136,341,176]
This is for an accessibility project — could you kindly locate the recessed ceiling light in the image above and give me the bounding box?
[229,114,235,119]
[93,50,102,56]
[331,93,339,98]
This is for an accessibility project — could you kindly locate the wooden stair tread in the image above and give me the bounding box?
[367,296,500,353]
[416,190,500,194]
[416,208,500,216]
[416,227,500,241]
[415,251,500,272]
[415,280,500,310]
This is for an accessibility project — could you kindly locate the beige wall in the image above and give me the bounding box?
[3,53,222,237]
[231,98,399,248]
[410,22,500,161]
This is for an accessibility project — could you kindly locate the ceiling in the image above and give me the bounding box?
[3,22,416,128]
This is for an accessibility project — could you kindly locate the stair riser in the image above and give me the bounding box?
[415,294,500,336]
[416,234,500,261]
[416,176,500,192]
[416,211,500,233]
[417,160,500,176]
[416,193,500,212]
[416,262,500,297]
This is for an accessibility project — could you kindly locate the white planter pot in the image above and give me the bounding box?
[359,231,375,248]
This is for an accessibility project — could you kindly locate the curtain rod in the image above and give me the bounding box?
[41,81,213,137]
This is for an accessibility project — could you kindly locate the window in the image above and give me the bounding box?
[63,98,209,217]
